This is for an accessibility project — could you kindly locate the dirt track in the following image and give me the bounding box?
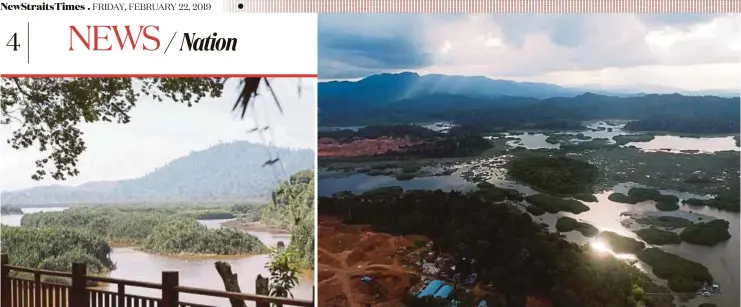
[318,216,425,307]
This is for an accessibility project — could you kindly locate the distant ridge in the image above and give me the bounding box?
[1,141,315,205]
[319,72,738,112]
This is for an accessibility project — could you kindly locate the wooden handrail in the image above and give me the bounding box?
[4,265,72,277]
[86,275,162,289]
[176,286,314,307]
[1,254,315,307]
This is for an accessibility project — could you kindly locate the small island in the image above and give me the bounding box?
[556,216,598,237]
[607,188,679,211]
[525,194,590,214]
[474,182,524,202]
[612,134,655,146]
[634,227,681,245]
[679,219,732,246]
[637,248,713,293]
[507,155,598,195]
[596,231,646,254]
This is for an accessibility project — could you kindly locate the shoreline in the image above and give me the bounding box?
[221,219,291,234]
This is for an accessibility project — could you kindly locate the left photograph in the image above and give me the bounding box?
[0,77,316,307]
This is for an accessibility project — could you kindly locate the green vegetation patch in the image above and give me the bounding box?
[683,190,740,212]
[319,190,675,307]
[634,227,681,245]
[525,194,590,214]
[608,192,637,204]
[142,219,266,255]
[474,182,524,202]
[525,205,546,216]
[555,217,599,237]
[637,248,712,293]
[633,215,694,229]
[679,219,732,246]
[508,155,599,194]
[612,134,655,146]
[596,231,646,254]
[258,170,315,267]
[608,188,679,211]
[1,226,115,274]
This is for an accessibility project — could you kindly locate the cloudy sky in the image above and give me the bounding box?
[319,14,740,91]
[1,78,316,191]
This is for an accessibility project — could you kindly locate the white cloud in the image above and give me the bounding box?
[321,14,740,90]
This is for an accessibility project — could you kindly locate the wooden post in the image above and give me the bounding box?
[162,271,179,307]
[33,272,41,307]
[1,254,10,307]
[255,275,269,307]
[117,283,126,307]
[70,263,88,307]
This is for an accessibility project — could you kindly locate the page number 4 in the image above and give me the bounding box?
[6,33,20,51]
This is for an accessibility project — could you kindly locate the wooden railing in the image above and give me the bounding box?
[1,254,314,307]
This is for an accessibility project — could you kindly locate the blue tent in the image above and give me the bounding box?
[478,300,488,307]
[361,276,372,283]
[416,280,443,298]
[433,285,453,299]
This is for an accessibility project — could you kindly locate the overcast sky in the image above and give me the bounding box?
[0,78,316,191]
[319,14,740,91]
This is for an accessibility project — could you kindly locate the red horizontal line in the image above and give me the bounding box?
[0,74,317,78]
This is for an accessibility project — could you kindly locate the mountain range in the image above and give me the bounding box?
[319,72,738,112]
[1,142,315,205]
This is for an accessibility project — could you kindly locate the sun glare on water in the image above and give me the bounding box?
[590,241,611,254]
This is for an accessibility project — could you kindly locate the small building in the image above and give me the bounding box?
[416,279,443,298]
[433,285,454,299]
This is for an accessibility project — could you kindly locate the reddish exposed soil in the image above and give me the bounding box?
[318,137,422,158]
[318,216,423,307]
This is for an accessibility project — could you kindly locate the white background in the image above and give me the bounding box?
[0,0,317,75]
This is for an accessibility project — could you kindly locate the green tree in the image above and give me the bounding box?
[1,77,281,181]
[265,249,300,307]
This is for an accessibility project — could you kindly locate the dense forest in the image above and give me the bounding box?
[507,155,599,195]
[319,190,676,307]
[1,226,115,275]
[1,141,314,205]
[259,170,315,268]
[20,206,267,255]
[319,74,738,135]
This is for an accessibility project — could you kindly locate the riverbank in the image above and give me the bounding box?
[221,219,291,234]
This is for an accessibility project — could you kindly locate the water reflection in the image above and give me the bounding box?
[105,248,312,307]
[318,172,740,306]
[2,208,313,307]
[629,135,739,153]
[197,219,292,247]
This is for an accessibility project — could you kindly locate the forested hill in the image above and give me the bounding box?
[319,72,738,113]
[1,142,314,205]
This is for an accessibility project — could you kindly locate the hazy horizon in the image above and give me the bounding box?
[1,78,317,192]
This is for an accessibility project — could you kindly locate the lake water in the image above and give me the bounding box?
[498,122,740,153]
[318,173,740,306]
[1,209,313,307]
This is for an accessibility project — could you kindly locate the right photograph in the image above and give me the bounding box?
[316,14,739,307]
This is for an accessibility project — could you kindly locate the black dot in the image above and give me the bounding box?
[237,3,243,9]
